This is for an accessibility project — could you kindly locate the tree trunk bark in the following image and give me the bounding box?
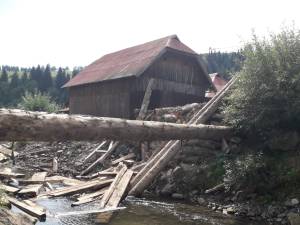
[0,109,231,142]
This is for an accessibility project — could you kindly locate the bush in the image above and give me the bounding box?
[224,27,300,135]
[19,91,60,112]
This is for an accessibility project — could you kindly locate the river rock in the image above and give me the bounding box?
[288,212,300,225]
[285,198,299,207]
[160,183,175,196]
[172,193,184,200]
[197,197,206,205]
[0,208,36,225]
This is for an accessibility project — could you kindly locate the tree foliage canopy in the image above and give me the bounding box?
[224,28,300,134]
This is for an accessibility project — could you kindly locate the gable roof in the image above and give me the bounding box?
[63,35,211,88]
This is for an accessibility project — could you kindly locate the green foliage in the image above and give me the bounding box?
[224,27,300,135]
[19,91,60,112]
[202,51,244,79]
[0,65,73,108]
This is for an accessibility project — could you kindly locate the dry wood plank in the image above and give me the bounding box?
[0,145,19,157]
[81,141,119,176]
[38,178,113,198]
[0,183,19,193]
[23,200,46,213]
[137,78,155,120]
[18,184,43,197]
[8,197,46,221]
[0,168,25,178]
[111,153,135,166]
[107,169,134,208]
[55,207,125,217]
[45,175,84,186]
[100,164,127,208]
[71,196,101,206]
[72,187,108,206]
[30,172,48,182]
[84,141,107,163]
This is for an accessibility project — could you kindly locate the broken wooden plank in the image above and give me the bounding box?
[137,78,155,120]
[18,184,43,197]
[38,178,114,198]
[100,164,127,208]
[107,169,134,208]
[84,140,107,163]
[8,197,46,221]
[30,172,48,182]
[81,141,119,176]
[0,183,19,193]
[55,207,126,217]
[77,187,108,202]
[111,153,135,166]
[44,175,84,186]
[0,145,19,157]
[71,187,108,207]
[0,168,25,178]
[23,200,46,213]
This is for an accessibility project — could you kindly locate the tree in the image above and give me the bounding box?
[224,27,300,135]
[0,69,8,82]
[41,64,53,92]
[19,91,60,112]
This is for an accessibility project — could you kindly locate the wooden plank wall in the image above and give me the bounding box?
[69,51,210,118]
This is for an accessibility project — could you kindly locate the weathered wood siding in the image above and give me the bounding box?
[69,50,210,118]
[69,79,132,118]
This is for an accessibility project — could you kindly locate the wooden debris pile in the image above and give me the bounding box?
[0,77,236,223]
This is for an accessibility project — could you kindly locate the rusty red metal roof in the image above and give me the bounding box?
[205,73,228,98]
[63,35,201,88]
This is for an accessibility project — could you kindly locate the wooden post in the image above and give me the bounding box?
[137,78,155,120]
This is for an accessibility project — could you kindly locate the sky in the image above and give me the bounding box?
[0,0,300,68]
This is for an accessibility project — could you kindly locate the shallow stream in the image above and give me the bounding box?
[13,197,267,225]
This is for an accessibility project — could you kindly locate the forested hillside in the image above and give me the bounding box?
[202,51,244,79]
[0,65,82,107]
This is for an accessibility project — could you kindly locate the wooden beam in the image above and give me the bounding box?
[111,153,135,166]
[80,141,119,176]
[100,164,127,208]
[107,169,134,207]
[137,78,155,120]
[7,197,46,221]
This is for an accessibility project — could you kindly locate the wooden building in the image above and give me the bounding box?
[205,73,228,98]
[63,35,215,118]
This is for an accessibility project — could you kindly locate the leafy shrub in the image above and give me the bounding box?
[19,91,60,112]
[224,27,300,135]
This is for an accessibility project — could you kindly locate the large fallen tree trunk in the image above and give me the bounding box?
[0,109,231,141]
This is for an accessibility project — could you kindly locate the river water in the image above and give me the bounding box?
[14,197,266,225]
